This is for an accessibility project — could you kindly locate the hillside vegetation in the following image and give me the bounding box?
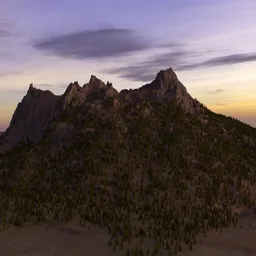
[0,96,256,255]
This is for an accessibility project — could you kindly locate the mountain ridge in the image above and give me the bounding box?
[0,67,202,150]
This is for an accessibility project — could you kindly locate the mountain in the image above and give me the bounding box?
[120,68,200,113]
[0,67,201,150]
[0,67,256,255]
[2,84,61,146]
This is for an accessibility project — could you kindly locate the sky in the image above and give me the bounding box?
[0,0,256,131]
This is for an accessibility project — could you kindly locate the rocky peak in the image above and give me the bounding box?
[27,83,38,96]
[60,75,118,110]
[120,67,200,114]
[83,75,106,95]
[1,67,202,151]
[64,81,81,96]
[88,75,105,87]
[29,83,34,90]
[26,83,55,99]
[61,81,85,109]
[155,67,178,84]
[136,67,180,94]
[3,84,61,148]
[83,75,118,98]
[154,68,200,113]
[154,67,182,92]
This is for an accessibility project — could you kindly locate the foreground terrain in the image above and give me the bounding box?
[0,216,256,256]
[0,68,256,255]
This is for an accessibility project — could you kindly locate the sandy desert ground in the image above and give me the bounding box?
[0,215,256,256]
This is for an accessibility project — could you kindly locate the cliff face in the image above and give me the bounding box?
[0,67,201,149]
[60,75,118,110]
[120,68,200,113]
[3,84,61,147]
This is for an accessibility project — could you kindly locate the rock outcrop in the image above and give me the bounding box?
[3,84,61,148]
[59,76,118,110]
[120,67,201,113]
[0,67,202,149]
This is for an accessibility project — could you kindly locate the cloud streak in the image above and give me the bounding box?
[35,83,53,87]
[215,101,228,106]
[32,27,256,83]
[106,52,256,82]
[208,89,227,94]
[177,53,256,71]
[33,28,173,59]
[105,50,198,82]
[0,70,23,78]
[0,17,12,37]
[1,88,27,94]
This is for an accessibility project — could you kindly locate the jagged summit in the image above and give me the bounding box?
[26,83,56,100]
[88,75,105,87]
[155,67,177,81]
[83,75,117,98]
[0,67,201,150]
[61,75,118,111]
[140,67,186,95]
[3,84,61,148]
[120,67,200,113]
[64,81,81,95]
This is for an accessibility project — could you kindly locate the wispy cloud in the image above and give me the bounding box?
[105,49,211,82]
[33,28,177,60]
[1,84,54,95]
[58,84,69,88]
[0,28,8,36]
[2,88,27,94]
[0,17,12,37]
[31,26,256,83]
[208,89,227,94]
[177,53,256,70]
[215,101,228,106]
[0,70,22,78]
[105,51,256,82]
[105,50,196,82]
[35,83,53,87]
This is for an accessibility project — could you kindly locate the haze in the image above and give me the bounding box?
[0,0,256,131]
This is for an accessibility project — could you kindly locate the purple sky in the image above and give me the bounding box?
[0,0,256,130]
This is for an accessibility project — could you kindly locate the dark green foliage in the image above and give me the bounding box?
[0,100,255,255]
